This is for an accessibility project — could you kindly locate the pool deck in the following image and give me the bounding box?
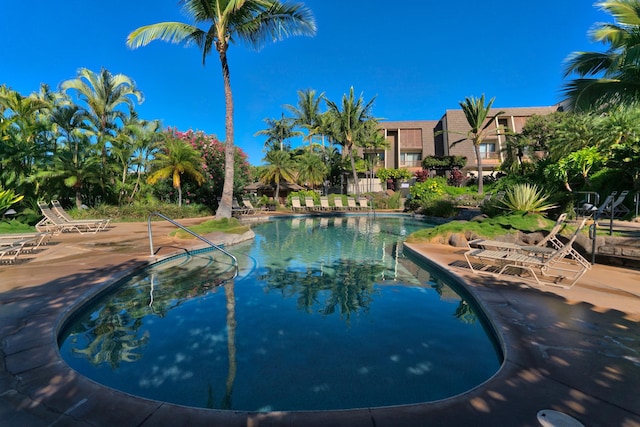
[0,217,639,427]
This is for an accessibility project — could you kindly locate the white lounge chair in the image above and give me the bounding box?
[0,232,52,251]
[304,197,316,211]
[36,202,92,234]
[333,198,345,211]
[0,239,31,264]
[358,197,369,210]
[242,198,266,214]
[231,198,249,216]
[291,197,304,212]
[347,197,360,211]
[465,217,590,289]
[51,200,111,231]
[468,213,569,257]
[319,196,331,211]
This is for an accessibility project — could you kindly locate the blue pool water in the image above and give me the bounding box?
[58,215,501,411]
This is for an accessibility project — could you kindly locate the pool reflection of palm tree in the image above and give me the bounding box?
[262,259,383,321]
[65,261,230,367]
[69,306,149,368]
[221,279,237,410]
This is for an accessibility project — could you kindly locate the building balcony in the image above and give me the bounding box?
[399,160,422,168]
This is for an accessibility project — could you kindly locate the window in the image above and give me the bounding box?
[498,118,509,133]
[479,143,497,159]
[400,152,422,167]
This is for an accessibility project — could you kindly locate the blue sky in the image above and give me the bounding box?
[1,1,609,165]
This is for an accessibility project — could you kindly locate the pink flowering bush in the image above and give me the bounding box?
[152,128,252,209]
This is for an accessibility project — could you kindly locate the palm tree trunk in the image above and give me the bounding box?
[474,143,484,195]
[215,44,235,219]
[349,144,360,198]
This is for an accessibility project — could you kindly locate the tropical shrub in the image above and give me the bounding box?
[79,199,210,221]
[368,191,402,209]
[162,129,251,209]
[376,167,412,182]
[414,169,430,182]
[409,179,444,202]
[448,169,466,187]
[421,155,467,171]
[420,199,458,218]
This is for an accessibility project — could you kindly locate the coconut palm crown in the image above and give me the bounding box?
[563,0,640,111]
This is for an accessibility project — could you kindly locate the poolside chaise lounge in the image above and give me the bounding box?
[464,217,590,289]
[51,200,111,231]
[0,231,52,251]
[304,197,316,211]
[468,213,568,257]
[231,199,250,216]
[606,190,630,219]
[580,190,631,220]
[319,196,331,211]
[347,197,360,211]
[358,197,369,210]
[333,198,345,211]
[0,238,32,264]
[291,197,304,212]
[36,202,99,234]
[242,198,267,214]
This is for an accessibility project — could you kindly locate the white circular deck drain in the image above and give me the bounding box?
[537,409,585,427]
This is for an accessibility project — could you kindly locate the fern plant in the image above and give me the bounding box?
[500,184,556,214]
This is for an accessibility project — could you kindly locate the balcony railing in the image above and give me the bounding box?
[479,152,500,160]
[399,160,422,168]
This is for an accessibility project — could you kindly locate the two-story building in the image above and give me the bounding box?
[374,105,559,176]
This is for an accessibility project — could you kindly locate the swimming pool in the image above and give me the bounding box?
[58,215,501,411]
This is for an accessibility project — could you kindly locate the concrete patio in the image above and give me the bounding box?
[0,217,639,426]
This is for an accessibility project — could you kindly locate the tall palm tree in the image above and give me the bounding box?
[147,138,205,206]
[563,0,640,111]
[259,149,296,202]
[61,68,143,201]
[285,88,324,151]
[324,87,377,198]
[129,120,164,204]
[444,95,504,195]
[127,0,316,218]
[61,68,143,160]
[49,104,96,207]
[38,144,103,209]
[254,113,301,151]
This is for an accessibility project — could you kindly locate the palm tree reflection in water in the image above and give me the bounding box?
[261,260,384,322]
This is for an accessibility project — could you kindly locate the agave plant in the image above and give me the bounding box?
[500,184,557,214]
[0,188,24,215]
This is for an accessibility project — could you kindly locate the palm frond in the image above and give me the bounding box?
[127,22,205,49]
[596,0,640,27]
[563,51,618,77]
[232,2,316,50]
[561,77,640,111]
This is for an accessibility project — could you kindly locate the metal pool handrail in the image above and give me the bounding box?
[147,212,238,271]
